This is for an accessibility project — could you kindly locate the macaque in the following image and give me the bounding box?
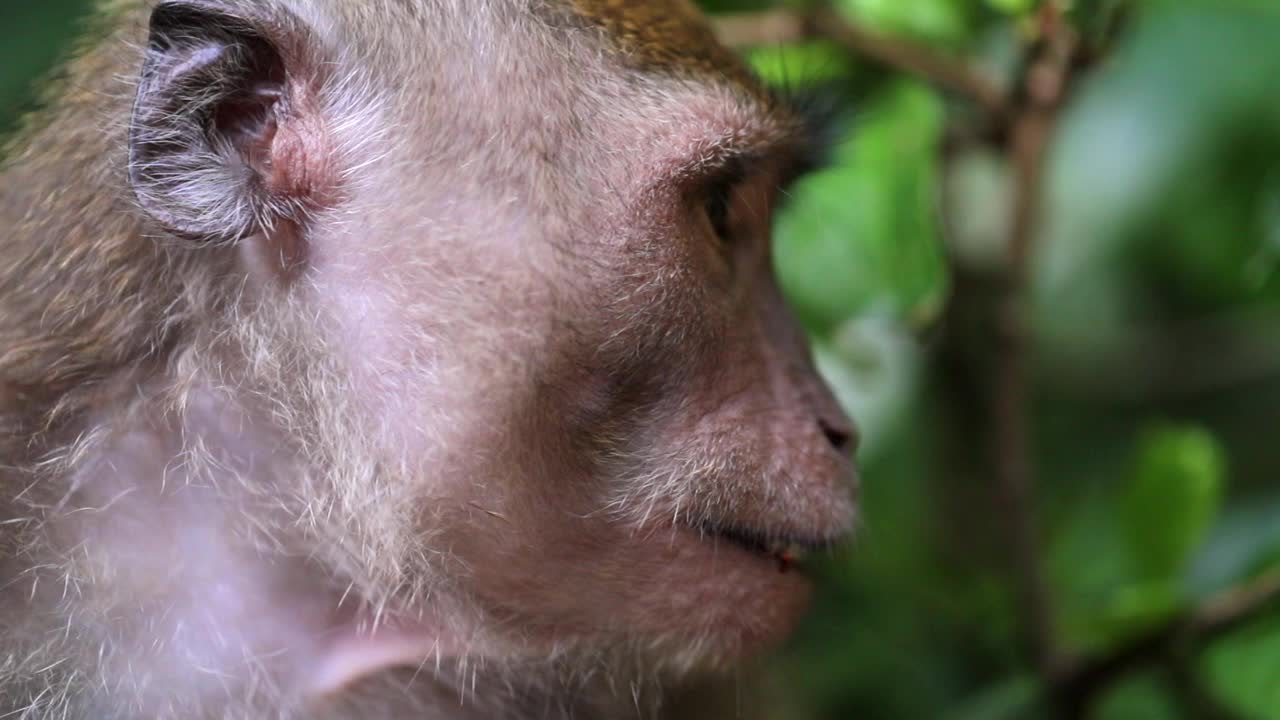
[0,0,857,717]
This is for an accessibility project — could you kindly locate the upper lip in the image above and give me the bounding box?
[698,523,843,562]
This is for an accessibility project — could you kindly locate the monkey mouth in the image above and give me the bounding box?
[699,525,835,573]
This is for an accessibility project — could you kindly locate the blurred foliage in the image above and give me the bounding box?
[0,2,90,139]
[727,0,1280,718]
[5,1,1280,718]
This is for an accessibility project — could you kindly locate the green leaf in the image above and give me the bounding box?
[1052,495,1138,649]
[1053,424,1228,647]
[774,80,949,334]
[1202,613,1280,718]
[1098,579,1181,639]
[1122,423,1226,583]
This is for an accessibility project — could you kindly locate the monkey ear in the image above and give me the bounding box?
[129,1,317,242]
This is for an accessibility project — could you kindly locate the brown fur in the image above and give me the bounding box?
[556,0,759,89]
[0,2,857,718]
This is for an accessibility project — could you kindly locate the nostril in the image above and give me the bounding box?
[818,417,854,454]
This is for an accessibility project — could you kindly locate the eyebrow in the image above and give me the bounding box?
[675,124,811,191]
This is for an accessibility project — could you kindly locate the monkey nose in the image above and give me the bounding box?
[818,416,857,456]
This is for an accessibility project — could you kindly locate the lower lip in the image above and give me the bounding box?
[702,530,811,574]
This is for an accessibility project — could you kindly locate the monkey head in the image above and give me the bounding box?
[68,0,857,700]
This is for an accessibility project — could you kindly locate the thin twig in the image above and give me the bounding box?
[807,8,1010,120]
[712,8,1010,119]
[1195,567,1280,636]
[1055,569,1280,713]
[1164,650,1248,720]
[993,5,1081,684]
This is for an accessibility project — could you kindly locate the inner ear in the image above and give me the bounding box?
[212,42,288,170]
[129,1,312,243]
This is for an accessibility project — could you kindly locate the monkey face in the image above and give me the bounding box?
[301,62,858,676]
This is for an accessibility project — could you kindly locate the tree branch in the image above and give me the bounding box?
[1055,569,1280,712]
[712,8,1009,119]
[989,5,1081,686]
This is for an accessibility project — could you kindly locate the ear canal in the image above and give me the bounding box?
[128,1,291,242]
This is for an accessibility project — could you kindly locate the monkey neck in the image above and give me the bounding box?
[12,372,642,719]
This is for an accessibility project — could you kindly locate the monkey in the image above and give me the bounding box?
[0,1,858,718]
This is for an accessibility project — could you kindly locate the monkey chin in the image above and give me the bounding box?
[578,485,857,671]
[688,541,816,665]
[609,524,827,673]
[645,500,856,668]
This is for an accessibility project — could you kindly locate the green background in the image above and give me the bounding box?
[6,1,1280,718]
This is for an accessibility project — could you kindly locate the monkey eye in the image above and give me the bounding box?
[704,181,734,243]
[702,159,749,245]
[698,155,760,250]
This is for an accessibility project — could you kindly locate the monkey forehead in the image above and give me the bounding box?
[542,0,766,100]
[600,88,801,196]
[527,0,798,186]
